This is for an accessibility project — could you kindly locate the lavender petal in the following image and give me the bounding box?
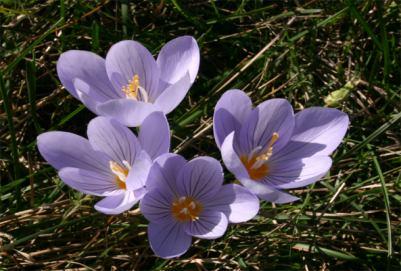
[205,184,259,223]
[105,40,160,98]
[148,221,191,259]
[139,111,170,160]
[185,210,228,240]
[58,167,119,197]
[96,99,158,127]
[153,73,191,114]
[57,50,119,101]
[267,155,332,189]
[157,36,200,84]
[87,116,141,165]
[37,131,109,173]
[176,156,223,202]
[94,191,138,215]
[238,98,294,155]
[213,89,252,148]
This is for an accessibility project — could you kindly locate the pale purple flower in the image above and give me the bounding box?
[140,154,259,259]
[37,112,170,214]
[57,36,200,127]
[213,89,349,203]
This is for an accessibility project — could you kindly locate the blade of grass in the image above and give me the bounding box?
[121,2,128,38]
[319,181,387,243]
[335,111,401,162]
[293,243,358,261]
[1,214,99,252]
[59,0,66,51]
[91,20,100,52]
[26,52,42,133]
[0,71,20,181]
[206,4,276,25]
[346,0,382,50]
[367,141,393,258]
[289,7,348,42]
[378,2,390,86]
[4,18,63,74]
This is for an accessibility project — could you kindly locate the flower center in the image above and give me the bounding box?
[171,196,203,222]
[240,132,279,180]
[109,160,131,190]
[121,74,149,102]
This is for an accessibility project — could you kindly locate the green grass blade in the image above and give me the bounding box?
[368,143,393,257]
[4,18,63,74]
[336,111,401,162]
[25,53,42,133]
[347,0,382,50]
[0,70,19,181]
[293,243,359,261]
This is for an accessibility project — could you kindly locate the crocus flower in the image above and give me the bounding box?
[57,36,200,127]
[37,112,170,214]
[213,89,349,203]
[140,154,259,258]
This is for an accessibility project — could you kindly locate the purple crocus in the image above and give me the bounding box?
[37,112,170,214]
[213,89,349,203]
[57,36,200,127]
[140,154,259,258]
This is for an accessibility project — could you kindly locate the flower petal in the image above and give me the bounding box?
[221,132,249,180]
[57,50,120,101]
[125,151,153,191]
[257,188,299,204]
[105,40,160,98]
[87,116,140,165]
[239,178,299,203]
[176,156,223,202]
[140,188,174,223]
[37,131,109,172]
[266,156,332,189]
[96,99,158,127]
[139,111,170,160]
[94,191,138,215]
[273,107,349,161]
[153,73,191,114]
[148,221,191,259]
[237,99,294,155]
[213,89,252,148]
[146,153,187,196]
[205,184,259,223]
[157,36,200,84]
[74,79,102,114]
[58,167,119,196]
[185,210,228,240]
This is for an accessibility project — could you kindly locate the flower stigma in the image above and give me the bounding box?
[240,132,279,180]
[171,196,203,222]
[122,74,149,102]
[109,160,131,190]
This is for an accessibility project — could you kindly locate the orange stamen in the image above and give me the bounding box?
[171,196,203,222]
[240,132,279,180]
[109,161,129,190]
[240,155,269,180]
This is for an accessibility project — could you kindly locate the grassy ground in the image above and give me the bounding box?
[1,0,400,270]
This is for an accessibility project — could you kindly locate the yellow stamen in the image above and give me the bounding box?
[240,132,279,180]
[109,161,129,190]
[255,132,279,162]
[122,74,140,99]
[171,196,203,222]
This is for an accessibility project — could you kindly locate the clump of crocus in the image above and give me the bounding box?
[213,89,349,203]
[140,154,259,258]
[57,36,200,127]
[37,112,170,214]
